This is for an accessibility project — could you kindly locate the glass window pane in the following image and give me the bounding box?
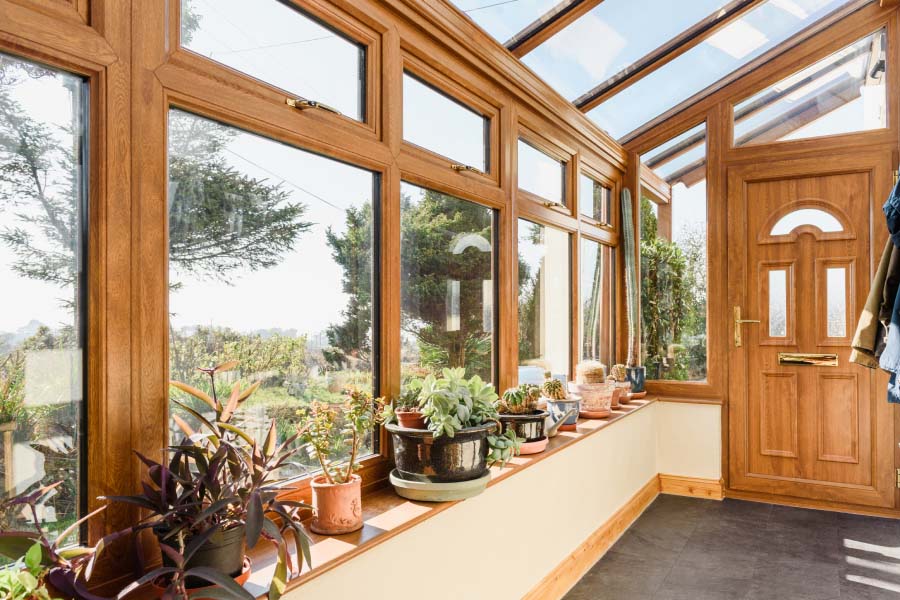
[167,110,376,479]
[581,238,614,368]
[826,267,846,338]
[588,0,853,139]
[769,270,788,337]
[735,30,886,146]
[640,124,707,381]
[518,139,565,205]
[0,53,86,540]
[400,183,495,382]
[771,208,843,235]
[400,182,495,381]
[518,219,570,382]
[522,0,731,100]
[579,174,611,224]
[180,0,365,120]
[403,74,489,172]
[449,0,560,44]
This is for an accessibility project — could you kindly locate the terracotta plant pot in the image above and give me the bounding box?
[614,381,632,404]
[310,474,363,535]
[395,410,427,429]
[386,422,496,483]
[151,557,252,599]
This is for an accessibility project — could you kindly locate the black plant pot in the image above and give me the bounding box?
[157,523,246,585]
[386,422,497,483]
[499,411,549,442]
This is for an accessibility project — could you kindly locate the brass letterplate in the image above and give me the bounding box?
[778,353,838,367]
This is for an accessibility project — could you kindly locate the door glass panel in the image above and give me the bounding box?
[826,267,846,338]
[579,174,611,224]
[180,0,366,120]
[771,208,842,235]
[518,139,565,206]
[400,182,496,383]
[734,30,886,146]
[518,219,570,383]
[0,53,86,542]
[167,110,376,478]
[769,269,788,337]
[403,74,489,172]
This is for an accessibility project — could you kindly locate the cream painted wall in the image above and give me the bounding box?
[656,401,722,480]
[287,403,660,600]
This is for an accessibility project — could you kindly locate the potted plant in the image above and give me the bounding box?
[569,361,616,418]
[383,368,521,501]
[105,361,312,600]
[0,481,118,600]
[621,188,646,393]
[380,382,426,429]
[296,388,379,535]
[496,384,549,455]
[541,376,579,432]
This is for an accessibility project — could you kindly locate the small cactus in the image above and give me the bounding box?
[577,361,606,384]
[498,384,542,414]
[542,378,566,400]
[610,364,628,383]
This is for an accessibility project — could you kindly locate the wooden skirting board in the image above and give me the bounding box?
[658,474,725,500]
[524,474,723,599]
[523,475,661,600]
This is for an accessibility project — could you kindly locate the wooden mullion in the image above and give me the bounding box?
[506,0,606,58]
[575,0,766,112]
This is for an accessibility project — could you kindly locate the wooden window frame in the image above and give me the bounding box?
[579,163,618,233]
[400,53,502,188]
[166,0,384,138]
[517,125,574,217]
[577,231,618,372]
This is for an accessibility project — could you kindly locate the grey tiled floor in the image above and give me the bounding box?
[565,496,900,600]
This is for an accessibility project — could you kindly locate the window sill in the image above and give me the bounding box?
[241,398,657,598]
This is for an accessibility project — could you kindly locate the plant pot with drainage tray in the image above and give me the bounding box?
[384,368,522,501]
[496,384,549,454]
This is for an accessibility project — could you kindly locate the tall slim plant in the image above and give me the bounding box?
[621,188,640,367]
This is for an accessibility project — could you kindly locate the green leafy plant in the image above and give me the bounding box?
[377,382,422,425]
[0,543,54,600]
[412,368,522,466]
[541,378,566,401]
[297,389,380,485]
[106,361,312,600]
[0,482,113,600]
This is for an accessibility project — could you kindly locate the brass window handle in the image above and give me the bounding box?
[286,98,342,116]
[734,306,760,347]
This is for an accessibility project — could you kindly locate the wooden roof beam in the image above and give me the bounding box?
[881,0,900,8]
[505,0,606,57]
[574,0,766,112]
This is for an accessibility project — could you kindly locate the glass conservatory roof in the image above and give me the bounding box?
[451,0,867,141]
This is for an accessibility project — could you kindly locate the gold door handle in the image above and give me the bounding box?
[734,306,760,347]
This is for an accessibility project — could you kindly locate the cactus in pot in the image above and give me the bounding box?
[541,377,566,401]
[496,385,549,455]
[541,375,579,432]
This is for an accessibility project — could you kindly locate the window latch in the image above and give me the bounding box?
[543,200,564,209]
[286,98,342,116]
[450,164,484,175]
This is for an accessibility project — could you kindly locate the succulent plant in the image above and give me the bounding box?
[576,361,606,384]
[541,378,566,401]
[610,363,628,383]
[497,384,543,415]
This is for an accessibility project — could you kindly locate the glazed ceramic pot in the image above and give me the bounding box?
[386,422,496,483]
[626,366,646,393]
[310,474,363,535]
[544,397,580,431]
[499,410,549,442]
[157,523,245,586]
[395,410,426,429]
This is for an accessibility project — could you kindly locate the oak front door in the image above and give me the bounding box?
[727,153,895,508]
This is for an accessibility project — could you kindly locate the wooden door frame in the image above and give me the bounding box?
[726,150,897,511]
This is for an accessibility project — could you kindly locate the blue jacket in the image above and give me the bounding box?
[884,176,900,247]
[879,177,900,402]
